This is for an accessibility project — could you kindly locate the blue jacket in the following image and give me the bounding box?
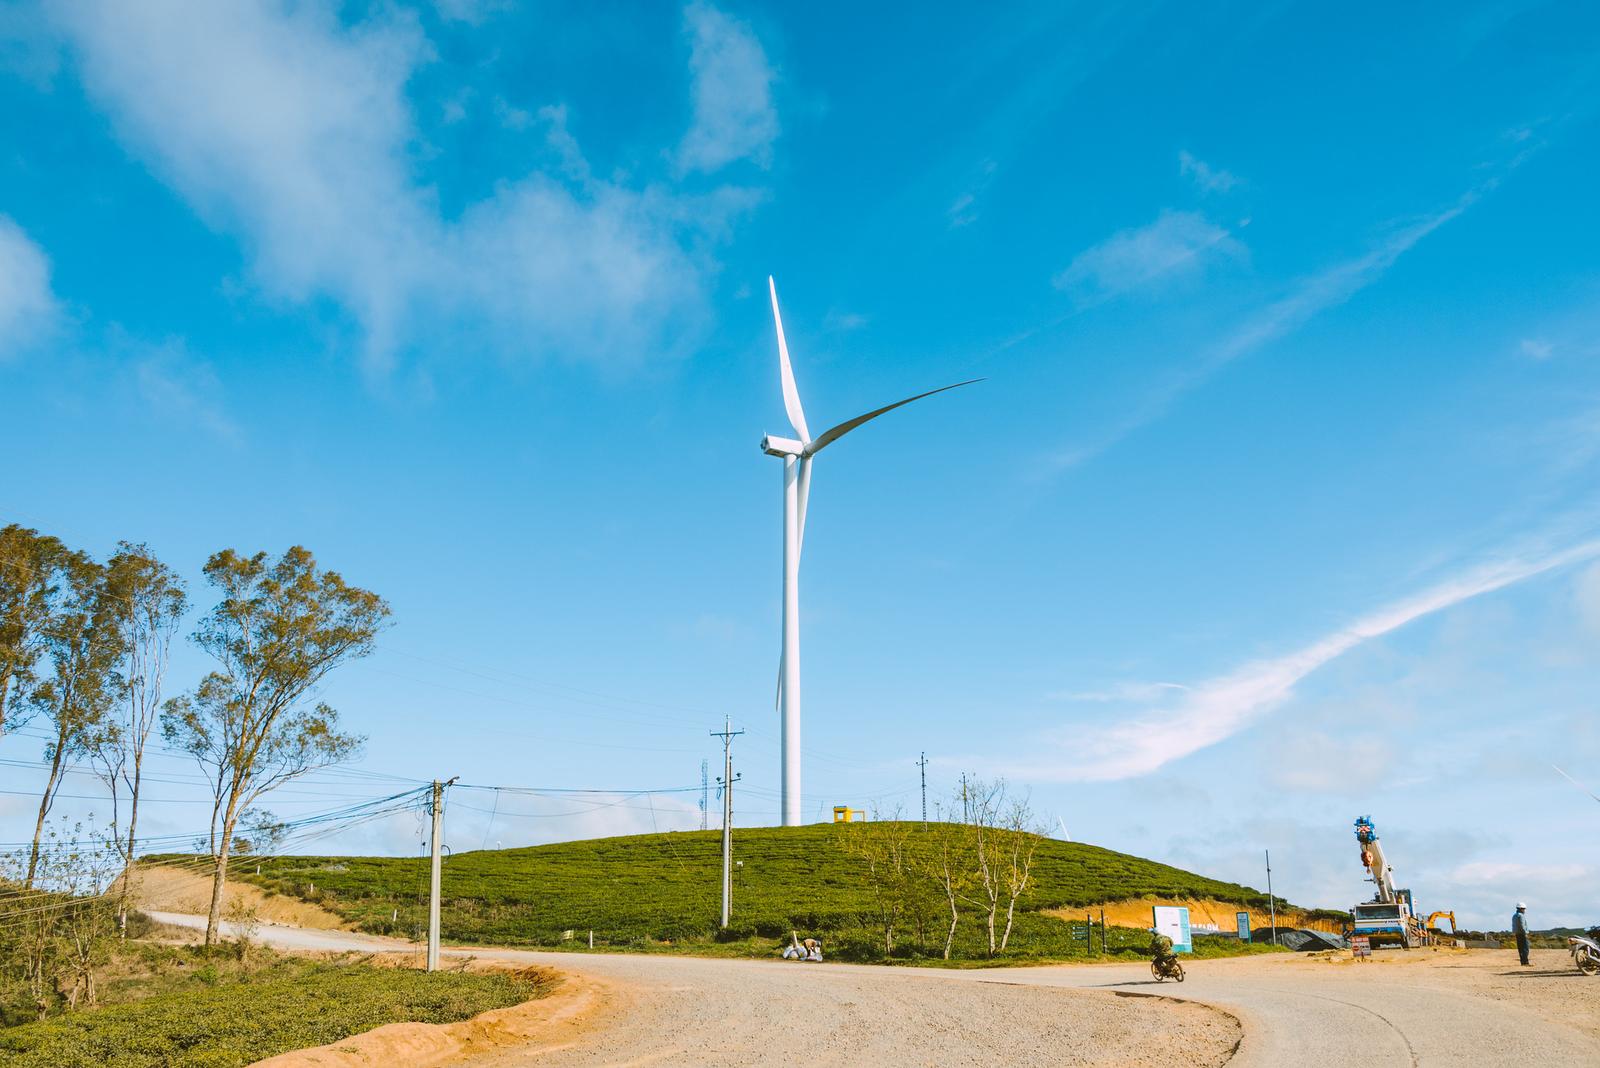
[1512,912,1528,937]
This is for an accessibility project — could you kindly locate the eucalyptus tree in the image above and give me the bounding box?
[88,543,187,928]
[24,553,123,887]
[0,523,72,737]
[162,546,388,945]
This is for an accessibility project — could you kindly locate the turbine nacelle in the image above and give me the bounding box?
[761,435,805,457]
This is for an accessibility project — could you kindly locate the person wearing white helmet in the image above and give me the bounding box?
[1512,902,1530,966]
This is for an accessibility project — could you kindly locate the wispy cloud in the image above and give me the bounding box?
[1519,337,1554,360]
[1053,209,1243,303]
[1050,182,1499,471]
[676,0,778,175]
[51,2,765,373]
[0,214,57,358]
[1178,150,1239,194]
[948,159,997,228]
[1013,538,1600,782]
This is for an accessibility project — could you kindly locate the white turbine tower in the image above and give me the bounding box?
[761,276,980,827]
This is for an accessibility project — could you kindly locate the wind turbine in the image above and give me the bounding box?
[761,276,980,827]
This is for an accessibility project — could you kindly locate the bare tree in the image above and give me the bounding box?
[924,807,976,959]
[0,524,71,737]
[1,818,119,1020]
[89,543,187,931]
[162,546,387,946]
[963,778,1009,956]
[997,796,1043,952]
[24,554,122,888]
[841,808,918,957]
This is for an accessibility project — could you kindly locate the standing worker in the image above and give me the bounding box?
[1512,902,1531,966]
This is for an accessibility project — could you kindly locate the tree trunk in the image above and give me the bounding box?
[25,740,67,888]
[1000,895,1019,951]
[119,764,142,934]
[205,796,241,947]
[943,885,959,960]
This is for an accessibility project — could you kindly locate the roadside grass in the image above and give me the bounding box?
[154,822,1302,964]
[0,944,549,1068]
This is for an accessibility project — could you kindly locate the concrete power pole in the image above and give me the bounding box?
[711,717,744,929]
[917,752,929,827]
[427,777,458,972]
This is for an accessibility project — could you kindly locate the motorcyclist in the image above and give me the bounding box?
[1150,929,1177,972]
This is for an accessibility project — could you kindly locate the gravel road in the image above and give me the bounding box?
[149,913,1600,1067]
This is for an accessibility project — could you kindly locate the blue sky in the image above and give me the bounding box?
[3,1,1600,929]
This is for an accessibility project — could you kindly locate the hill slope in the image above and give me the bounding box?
[169,823,1323,961]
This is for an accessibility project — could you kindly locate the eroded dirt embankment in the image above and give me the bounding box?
[1046,896,1338,932]
[124,863,350,930]
[251,964,607,1068]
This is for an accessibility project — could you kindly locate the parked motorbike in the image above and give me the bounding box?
[1151,955,1185,982]
[1568,929,1600,976]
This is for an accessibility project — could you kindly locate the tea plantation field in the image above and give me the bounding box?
[162,822,1311,962]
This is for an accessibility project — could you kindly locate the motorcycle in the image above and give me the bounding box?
[1151,955,1185,982]
[1568,928,1600,976]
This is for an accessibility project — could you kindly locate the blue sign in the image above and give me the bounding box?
[1237,911,1251,941]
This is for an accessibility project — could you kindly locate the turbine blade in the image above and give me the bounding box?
[796,455,812,557]
[804,379,983,456]
[769,277,810,441]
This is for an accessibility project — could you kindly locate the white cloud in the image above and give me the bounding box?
[1015,538,1600,782]
[0,214,57,358]
[1178,150,1239,194]
[1049,188,1491,471]
[1211,196,1473,365]
[676,0,778,175]
[1052,210,1242,301]
[948,159,997,228]
[52,2,759,372]
[1519,337,1554,359]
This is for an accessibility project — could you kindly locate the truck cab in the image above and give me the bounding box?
[1351,890,1420,948]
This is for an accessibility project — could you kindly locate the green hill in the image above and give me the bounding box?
[167,822,1302,963]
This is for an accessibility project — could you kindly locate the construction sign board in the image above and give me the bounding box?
[1351,936,1371,959]
[1236,911,1250,941]
[1152,906,1192,954]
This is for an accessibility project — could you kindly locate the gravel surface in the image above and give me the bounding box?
[152,913,1600,1067]
[461,953,1238,1068]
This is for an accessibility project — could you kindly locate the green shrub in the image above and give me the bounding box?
[0,963,545,1068]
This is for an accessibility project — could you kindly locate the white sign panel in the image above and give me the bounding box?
[1152,906,1193,954]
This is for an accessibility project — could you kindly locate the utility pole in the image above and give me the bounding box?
[961,773,969,823]
[917,752,929,827]
[427,778,458,972]
[711,717,744,928]
[1265,849,1277,948]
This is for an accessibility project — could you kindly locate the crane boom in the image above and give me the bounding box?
[1354,815,1397,903]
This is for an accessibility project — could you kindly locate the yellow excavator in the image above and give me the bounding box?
[1425,911,1457,938]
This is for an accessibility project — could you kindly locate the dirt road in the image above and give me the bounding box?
[150,913,1600,1067]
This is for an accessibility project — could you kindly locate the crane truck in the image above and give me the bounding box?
[1351,816,1430,949]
